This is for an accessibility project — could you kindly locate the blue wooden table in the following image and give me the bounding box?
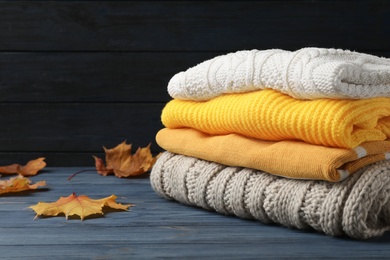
[1,167,390,259]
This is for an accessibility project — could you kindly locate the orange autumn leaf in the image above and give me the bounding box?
[29,193,134,220]
[94,141,159,178]
[0,175,46,195]
[0,158,46,176]
[19,158,46,176]
[93,156,108,175]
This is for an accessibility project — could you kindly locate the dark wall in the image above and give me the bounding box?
[1,0,389,166]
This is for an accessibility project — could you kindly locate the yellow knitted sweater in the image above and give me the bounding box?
[161,89,390,148]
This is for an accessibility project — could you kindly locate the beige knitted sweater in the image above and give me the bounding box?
[151,152,390,240]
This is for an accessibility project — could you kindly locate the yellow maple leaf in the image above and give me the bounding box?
[0,175,46,195]
[29,193,134,220]
[94,141,160,178]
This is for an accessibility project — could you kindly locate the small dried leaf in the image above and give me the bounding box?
[94,141,159,178]
[18,158,47,176]
[0,164,19,174]
[0,158,46,176]
[0,175,46,195]
[29,193,134,220]
[93,156,110,176]
[120,144,159,177]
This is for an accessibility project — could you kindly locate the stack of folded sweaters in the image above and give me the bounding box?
[150,48,390,239]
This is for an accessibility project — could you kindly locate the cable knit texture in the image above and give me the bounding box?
[150,152,390,239]
[168,47,390,101]
[161,89,390,148]
[156,128,390,182]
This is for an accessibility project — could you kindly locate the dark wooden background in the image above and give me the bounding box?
[1,0,389,166]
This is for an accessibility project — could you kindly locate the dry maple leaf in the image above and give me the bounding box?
[29,193,134,220]
[0,175,46,195]
[94,141,159,178]
[0,158,46,176]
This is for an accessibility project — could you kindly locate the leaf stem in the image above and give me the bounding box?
[67,170,96,181]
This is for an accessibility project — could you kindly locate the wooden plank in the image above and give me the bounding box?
[0,1,388,51]
[0,152,108,166]
[0,168,390,259]
[1,242,390,259]
[1,50,389,103]
[0,152,165,167]
[0,103,164,153]
[0,52,218,103]
[2,226,389,251]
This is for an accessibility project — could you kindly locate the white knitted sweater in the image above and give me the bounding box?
[168,48,390,100]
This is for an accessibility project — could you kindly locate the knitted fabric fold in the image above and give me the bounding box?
[161,89,390,148]
[150,152,390,239]
[156,128,390,182]
[168,48,390,101]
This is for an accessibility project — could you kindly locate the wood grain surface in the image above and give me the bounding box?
[0,168,389,259]
[0,0,389,165]
[0,1,388,51]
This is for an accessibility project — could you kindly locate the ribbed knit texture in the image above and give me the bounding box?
[168,48,390,101]
[162,89,390,148]
[156,128,390,182]
[151,152,390,239]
